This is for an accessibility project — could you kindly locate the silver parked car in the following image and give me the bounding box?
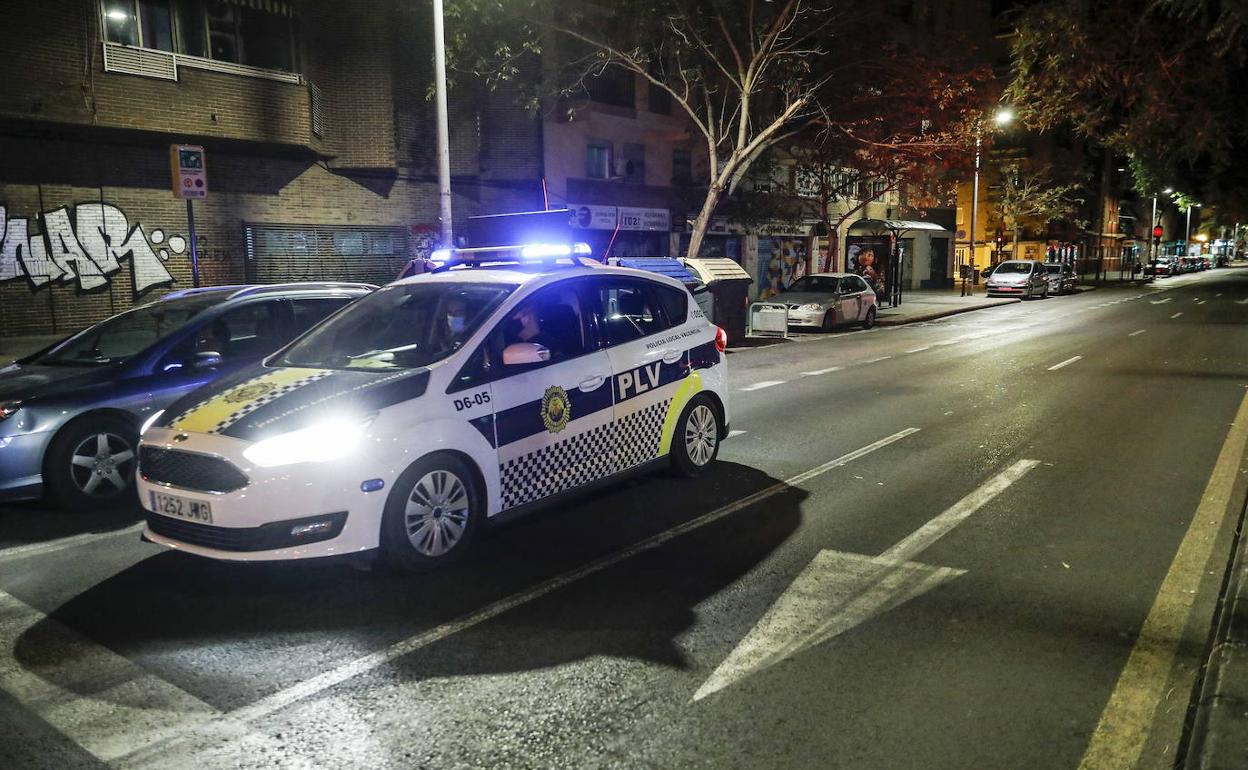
[1043,263,1076,295]
[776,273,879,331]
[0,283,374,508]
[984,260,1050,299]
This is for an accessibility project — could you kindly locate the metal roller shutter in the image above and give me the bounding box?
[243,223,411,285]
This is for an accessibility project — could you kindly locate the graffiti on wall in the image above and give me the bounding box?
[0,203,182,295]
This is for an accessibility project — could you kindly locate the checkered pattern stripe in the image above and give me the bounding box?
[615,400,668,471]
[499,399,672,510]
[206,373,332,434]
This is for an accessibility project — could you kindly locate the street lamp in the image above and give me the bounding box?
[964,107,1014,296]
[432,0,454,248]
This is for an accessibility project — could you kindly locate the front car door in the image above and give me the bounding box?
[485,279,616,512]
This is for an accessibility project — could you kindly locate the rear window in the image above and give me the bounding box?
[994,262,1032,274]
[654,284,689,326]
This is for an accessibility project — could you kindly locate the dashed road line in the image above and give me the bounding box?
[1197,300,1207,305]
[1171,312,1183,319]
[1048,356,1083,371]
[1150,298,1173,305]
[1128,329,1147,337]
[904,346,931,354]
[727,430,747,439]
[801,367,842,376]
[740,380,785,392]
[863,356,893,364]
[1236,298,1248,305]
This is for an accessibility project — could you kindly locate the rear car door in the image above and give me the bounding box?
[590,276,692,471]
[485,279,617,512]
[839,277,863,322]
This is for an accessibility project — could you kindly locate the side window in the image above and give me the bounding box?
[288,297,354,339]
[593,280,667,346]
[653,284,689,326]
[498,283,591,365]
[195,301,284,362]
[854,276,871,293]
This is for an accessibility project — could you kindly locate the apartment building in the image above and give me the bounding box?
[0,0,541,335]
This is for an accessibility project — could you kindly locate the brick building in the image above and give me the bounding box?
[0,0,541,335]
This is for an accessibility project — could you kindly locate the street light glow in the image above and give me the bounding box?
[993,107,1015,126]
[1164,188,1174,194]
[106,10,129,21]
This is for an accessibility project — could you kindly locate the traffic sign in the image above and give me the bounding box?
[170,144,207,199]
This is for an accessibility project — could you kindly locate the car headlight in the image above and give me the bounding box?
[140,409,165,436]
[243,415,376,468]
[0,401,20,422]
[799,303,823,312]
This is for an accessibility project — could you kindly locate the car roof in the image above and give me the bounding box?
[805,272,859,279]
[391,263,687,291]
[161,282,376,302]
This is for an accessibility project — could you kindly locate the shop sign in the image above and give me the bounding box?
[569,204,670,232]
[618,206,670,231]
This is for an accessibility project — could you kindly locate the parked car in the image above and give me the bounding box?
[984,260,1050,299]
[1043,263,1076,295]
[776,273,879,331]
[0,282,374,507]
[1145,257,1177,277]
[137,247,731,569]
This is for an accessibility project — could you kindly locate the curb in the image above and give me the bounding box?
[1181,491,1248,770]
[876,298,1020,326]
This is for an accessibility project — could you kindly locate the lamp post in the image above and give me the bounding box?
[963,107,1014,297]
[432,0,454,248]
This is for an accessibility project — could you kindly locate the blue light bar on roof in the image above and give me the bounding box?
[520,242,592,259]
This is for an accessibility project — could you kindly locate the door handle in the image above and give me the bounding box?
[579,375,607,392]
[661,349,682,365]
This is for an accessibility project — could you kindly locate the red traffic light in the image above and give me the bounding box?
[1153,225,1164,239]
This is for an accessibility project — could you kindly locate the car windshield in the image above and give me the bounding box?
[34,294,227,367]
[994,262,1032,274]
[786,276,841,293]
[276,282,515,371]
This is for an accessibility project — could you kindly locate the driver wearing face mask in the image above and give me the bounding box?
[442,297,469,343]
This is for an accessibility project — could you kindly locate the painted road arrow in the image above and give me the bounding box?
[694,459,1041,701]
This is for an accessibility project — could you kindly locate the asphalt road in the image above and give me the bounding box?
[3,268,1248,770]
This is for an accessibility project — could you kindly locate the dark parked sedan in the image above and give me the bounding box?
[0,282,373,507]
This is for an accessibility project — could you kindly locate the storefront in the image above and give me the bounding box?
[568,204,672,258]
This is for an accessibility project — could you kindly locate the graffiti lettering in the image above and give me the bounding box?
[0,203,180,295]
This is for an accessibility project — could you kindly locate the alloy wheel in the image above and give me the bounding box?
[69,432,135,497]
[404,470,471,557]
[684,403,718,467]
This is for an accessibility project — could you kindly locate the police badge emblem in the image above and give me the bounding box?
[541,385,571,433]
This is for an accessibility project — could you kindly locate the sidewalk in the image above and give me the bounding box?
[875,288,1021,326]
[0,334,61,367]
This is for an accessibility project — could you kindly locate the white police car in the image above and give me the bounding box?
[136,244,730,570]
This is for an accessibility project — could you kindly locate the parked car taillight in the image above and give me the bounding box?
[714,326,728,353]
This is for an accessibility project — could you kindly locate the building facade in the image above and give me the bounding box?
[0,0,541,335]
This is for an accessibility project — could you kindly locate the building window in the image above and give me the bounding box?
[586,140,612,180]
[672,149,692,185]
[586,67,635,109]
[620,143,646,184]
[648,82,671,115]
[100,0,299,71]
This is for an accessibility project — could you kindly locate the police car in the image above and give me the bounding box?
[136,244,730,570]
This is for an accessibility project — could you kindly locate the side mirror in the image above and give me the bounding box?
[193,351,223,369]
[503,342,550,366]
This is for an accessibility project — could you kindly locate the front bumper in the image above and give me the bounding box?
[985,284,1025,295]
[786,308,828,327]
[0,430,53,502]
[137,427,394,562]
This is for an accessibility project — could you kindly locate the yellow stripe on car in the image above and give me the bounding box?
[170,368,328,433]
[659,372,704,456]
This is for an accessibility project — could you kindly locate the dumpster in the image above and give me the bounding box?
[682,258,753,342]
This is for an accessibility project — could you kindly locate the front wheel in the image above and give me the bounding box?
[45,415,138,510]
[822,309,836,333]
[380,454,483,571]
[861,306,877,329]
[670,395,721,478]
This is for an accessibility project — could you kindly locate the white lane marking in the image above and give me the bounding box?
[863,356,893,364]
[727,430,747,439]
[1236,298,1248,305]
[126,429,923,763]
[800,367,842,376]
[1149,298,1173,305]
[1128,329,1147,337]
[0,590,322,769]
[0,524,144,563]
[1078,390,1248,770]
[1217,293,1223,297]
[934,336,969,347]
[1196,300,1207,305]
[740,380,785,392]
[695,459,1040,701]
[1171,312,1184,319]
[1048,356,1083,371]
[904,346,932,354]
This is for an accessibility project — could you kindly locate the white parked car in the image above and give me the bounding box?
[137,246,731,570]
[984,260,1050,299]
[776,273,878,331]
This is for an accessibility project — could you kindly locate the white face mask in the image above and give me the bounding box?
[447,315,466,334]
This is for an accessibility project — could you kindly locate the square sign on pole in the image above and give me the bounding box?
[170,144,207,199]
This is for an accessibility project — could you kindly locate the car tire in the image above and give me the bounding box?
[822,309,836,333]
[670,395,721,478]
[45,415,139,511]
[862,306,877,329]
[379,453,484,572]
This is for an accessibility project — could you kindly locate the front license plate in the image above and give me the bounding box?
[150,491,213,524]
